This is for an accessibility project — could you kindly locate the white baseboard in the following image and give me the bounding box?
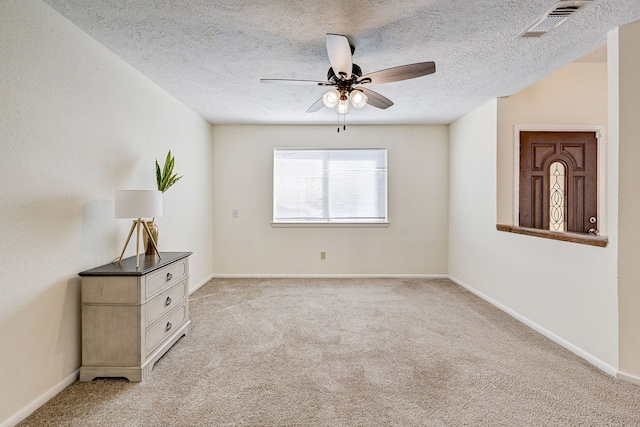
[2,369,79,427]
[189,273,214,295]
[617,371,640,386]
[210,274,448,279]
[448,275,618,378]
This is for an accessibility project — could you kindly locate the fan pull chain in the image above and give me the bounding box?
[337,112,346,133]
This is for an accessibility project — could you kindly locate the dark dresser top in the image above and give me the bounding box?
[79,252,192,276]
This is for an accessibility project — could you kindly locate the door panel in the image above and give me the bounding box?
[531,176,544,229]
[568,175,585,232]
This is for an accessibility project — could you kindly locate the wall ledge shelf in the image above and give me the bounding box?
[496,224,608,247]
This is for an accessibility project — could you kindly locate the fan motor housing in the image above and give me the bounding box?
[327,64,362,84]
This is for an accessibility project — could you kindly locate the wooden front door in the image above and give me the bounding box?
[519,131,598,234]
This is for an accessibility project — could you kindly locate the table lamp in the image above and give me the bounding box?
[115,190,163,268]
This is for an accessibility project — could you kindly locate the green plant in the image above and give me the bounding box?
[156,150,183,192]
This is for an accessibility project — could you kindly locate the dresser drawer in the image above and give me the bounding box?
[145,280,187,327]
[145,304,187,357]
[144,259,187,299]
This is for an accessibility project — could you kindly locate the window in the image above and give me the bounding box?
[273,148,387,224]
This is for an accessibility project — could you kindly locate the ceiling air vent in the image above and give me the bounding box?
[519,0,593,38]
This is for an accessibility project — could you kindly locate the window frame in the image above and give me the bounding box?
[271,147,390,228]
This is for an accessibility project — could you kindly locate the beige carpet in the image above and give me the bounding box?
[19,278,640,426]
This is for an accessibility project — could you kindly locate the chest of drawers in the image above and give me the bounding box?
[78,252,191,382]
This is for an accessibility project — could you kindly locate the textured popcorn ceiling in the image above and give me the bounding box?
[42,0,640,125]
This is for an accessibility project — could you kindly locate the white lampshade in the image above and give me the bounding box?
[115,190,163,219]
[322,89,340,108]
[349,89,368,109]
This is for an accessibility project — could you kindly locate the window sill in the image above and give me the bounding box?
[496,224,608,247]
[271,222,390,228]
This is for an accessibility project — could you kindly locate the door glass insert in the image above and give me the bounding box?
[549,161,565,232]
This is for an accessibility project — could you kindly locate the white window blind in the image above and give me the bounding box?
[273,148,387,223]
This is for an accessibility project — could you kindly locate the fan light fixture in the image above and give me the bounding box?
[322,89,367,113]
[337,92,349,114]
[350,89,368,109]
[322,89,340,108]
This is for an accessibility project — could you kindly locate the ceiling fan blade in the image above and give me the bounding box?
[358,87,394,109]
[358,61,436,85]
[306,98,325,113]
[260,79,332,86]
[326,33,352,80]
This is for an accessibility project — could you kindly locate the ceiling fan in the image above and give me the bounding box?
[261,33,436,118]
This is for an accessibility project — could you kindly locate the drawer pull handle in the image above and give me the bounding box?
[166,322,172,331]
[166,272,173,281]
[165,296,172,306]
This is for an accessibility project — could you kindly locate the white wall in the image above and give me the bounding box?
[0,1,214,425]
[449,61,619,374]
[211,125,448,276]
[615,20,640,381]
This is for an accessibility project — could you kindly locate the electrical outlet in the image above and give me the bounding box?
[232,209,239,218]
[320,251,326,260]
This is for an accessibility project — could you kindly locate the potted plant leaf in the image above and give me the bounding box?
[156,150,183,193]
[145,150,183,254]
